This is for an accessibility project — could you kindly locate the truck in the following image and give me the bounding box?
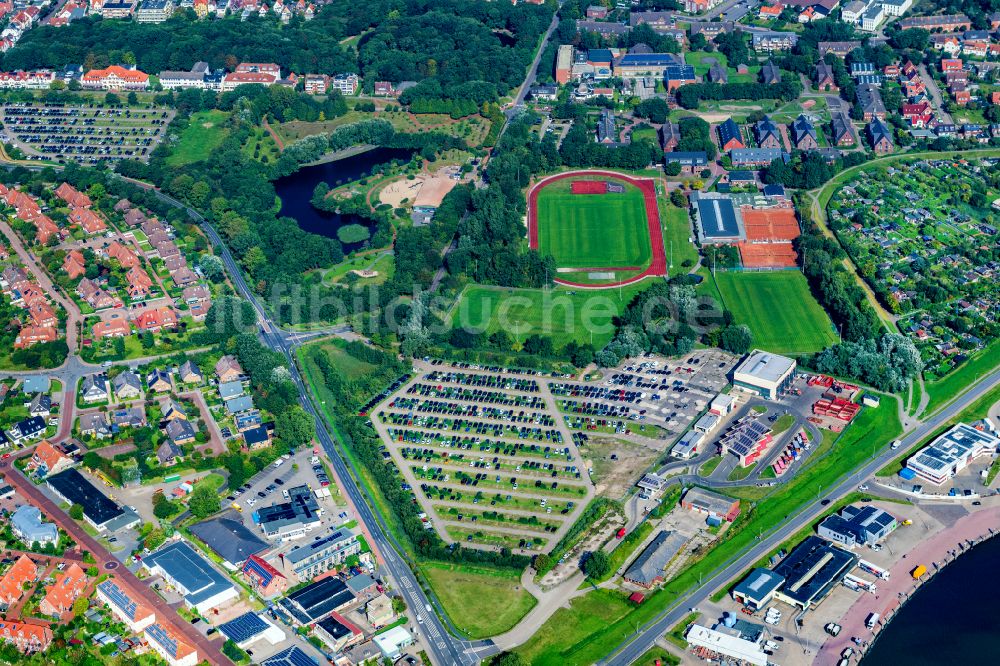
[866,612,880,629]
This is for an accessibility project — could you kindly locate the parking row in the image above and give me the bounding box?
[379,411,563,443]
[405,382,546,408]
[382,429,571,460]
[433,505,563,533]
[549,381,645,404]
[411,466,587,498]
[421,482,576,514]
[423,370,540,393]
[405,399,556,427]
[398,444,582,480]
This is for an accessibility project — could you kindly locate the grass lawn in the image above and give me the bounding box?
[922,339,1000,416]
[660,204,698,277]
[421,562,537,639]
[636,647,680,666]
[302,338,377,382]
[449,282,651,349]
[727,462,757,481]
[535,178,652,270]
[699,456,723,477]
[712,271,838,355]
[516,400,901,666]
[166,110,231,167]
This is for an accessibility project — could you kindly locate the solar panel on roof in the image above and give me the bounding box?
[263,646,319,666]
[219,612,267,643]
[146,623,180,657]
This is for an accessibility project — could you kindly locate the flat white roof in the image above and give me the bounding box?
[734,350,796,385]
[908,423,999,481]
[686,624,768,666]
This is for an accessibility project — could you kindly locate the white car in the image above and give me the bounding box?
[246,498,257,507]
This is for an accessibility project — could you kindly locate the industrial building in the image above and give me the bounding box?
[817,504,897,547]
[217,612,286,649]
[279,577,355,626]
[732,350,796,400]
[141,541,239,613]
[732,568,785,610]
[680,487,741,523]
[686,624,768,666]
[718,416,774,467]
[255,485,322,542]
[623,530,688,588]
[46,469,140,533]
[188,515,270,569]
[671,430,705,459]
[905,423,1000,485]
[690,193,746,244]
[771,536,858,609]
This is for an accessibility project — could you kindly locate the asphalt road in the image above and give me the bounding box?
[143,187,492,666]
[603,366,1000,666]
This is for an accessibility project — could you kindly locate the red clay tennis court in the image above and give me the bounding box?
[738,206,800,268]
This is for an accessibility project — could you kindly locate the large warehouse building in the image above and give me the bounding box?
[732,350,796,400]
[691,192,746,244]
[906,423,1000,485]
[771,536,858,610]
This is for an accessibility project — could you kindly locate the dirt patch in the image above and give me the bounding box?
[578,436,660,500]
[379,176,424,208]
[414,174,460,207]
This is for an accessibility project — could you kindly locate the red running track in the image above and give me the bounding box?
[527,170,668,289]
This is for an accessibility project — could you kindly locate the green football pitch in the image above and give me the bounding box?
[712,271,838,354]
[535,179,652,270]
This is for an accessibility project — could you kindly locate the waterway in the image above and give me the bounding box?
[862,534,1000,665]
[273,146,413,249]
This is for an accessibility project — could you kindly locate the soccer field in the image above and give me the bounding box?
[535,179,652,270]
[713,271,838,354]
[450,283,650,348]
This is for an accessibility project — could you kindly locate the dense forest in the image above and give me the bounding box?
[3,0,552,105]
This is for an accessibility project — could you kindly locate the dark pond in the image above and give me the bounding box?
[273,146,413,251]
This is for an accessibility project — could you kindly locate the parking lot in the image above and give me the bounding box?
[0,103,172,165]
[369,359,597,555]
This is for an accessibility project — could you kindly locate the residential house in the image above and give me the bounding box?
[112,370,143,400]
[751,32,797,53]
[791,115,818,150]
[170,267,198,288]
[758,4,782,19]
[10,505,58,545]
[165,419,196,447]
[856,83,886,120]
[660,122,680,152]
[69,208,106,235]
[235,410,262,432]
[54,183,91,209]
[95,580,155,633]
[717,118,745,151]
[814,61,837,92]
[125,266,153,300]
[106,241,139,268]
[63,250,85,280]
[707,62,727,84]
[754,116,782,149]
[217,380,244,401]
[27,393,50,418]
[161,398,187,422]
[14,326,58,349]
[77,278,118,310]
[242,426,271,451]
[225,396,254,415]
[112,407,146,429]
[134,307,178,332]
[80,374,109,403]
[761,59,782,85]
[215,356,244,383]
[157,439,183,466]
[664,64,696,91]
[93,319,131,339]
[39,563,87,617]
[0,555,37,605]
[146,369,172,393]
[868,118,893,153]
[941,58,963,73]
[241,555,288,598]
[0,621,51,653]
[144,623,198,666]
[178,360,203,385]
[28,303,57,329]
[79,412,112,439]
[28,441,73,478]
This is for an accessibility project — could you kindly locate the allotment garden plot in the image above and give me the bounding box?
[0,103,172,165]
[370,361,596,554]
[828,158,1000,379]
